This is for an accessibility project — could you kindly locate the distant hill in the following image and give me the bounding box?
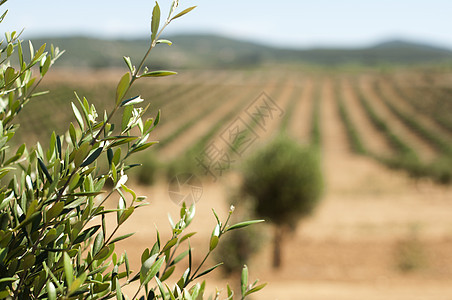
[27,34,452,69]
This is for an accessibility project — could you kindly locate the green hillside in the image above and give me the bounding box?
[27,34,452,69]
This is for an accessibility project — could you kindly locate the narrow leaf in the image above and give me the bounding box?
[195,262,223,279]
[160,265,175,282]
[40,55,51,76]
[71,102,84,130]
[171,249,189,266]
[141,70,177,77]
[171,6,196,21]
[93,245,111,261]
[125,251,131,278]
[73,225,100,245]
[28,41,34,61]
[142,256,165,286]
[32,43,46,62]
[226,220,265,232]
[123,56,133,72]
[156,39,172,46]
[118,206,134,225]
[68,272,87,295]
[74,142,91,167]
[128,142,158,155]
[153,109,161,127]
[93,231,104,255]
[151,2,161,41]
[227,284,233,299]
[0,10,8,24]
[69,122,77,146]
[63,252,73,287]
[121,185,137,203]
[117,196,126,225]
[121,105,133,132]
[69,191,104,197]
[155,276,166,299]
[209,236,219,252]
[68,172,80,191]
[150,240,160,257]
[47,281,56,300]
[120,95,144,107]
[161,237,178,253]
[212,209,220,225]
[180,232,196,243]
[56,135,62,159]
[31,91,50,98]
[80,147,103,167]
[209,224,220,251]
[188,243,192,275]
[109,232,135,244]
[4,66,15,85]
[140,253,158,284]
[245,283,267,296]
[241,265,248,296]
[115,277,123,300]
[116,73,130,105]
[38,158,53,183]
[46,201,64,221]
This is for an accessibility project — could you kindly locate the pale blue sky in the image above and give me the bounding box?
[2,0,452,49]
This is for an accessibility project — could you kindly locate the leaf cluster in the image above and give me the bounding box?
[0,1,265,299]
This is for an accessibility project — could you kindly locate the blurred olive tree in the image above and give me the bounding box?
[242,134,324,268]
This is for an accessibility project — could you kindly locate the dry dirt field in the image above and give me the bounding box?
[116,157,452,299]
[39,69,452,299]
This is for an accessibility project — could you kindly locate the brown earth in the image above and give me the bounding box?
[340,77,394,156]
[289,77,314,145]
[111,71,452,299]
[358,76,438,161]
[378,78,452,142]
[40,69,452,299]
[153,84,231,145]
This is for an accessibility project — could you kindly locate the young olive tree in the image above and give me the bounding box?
[241,134,323,269]
[0,1,265,299]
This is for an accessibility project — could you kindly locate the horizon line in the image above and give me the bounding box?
[18,31,452,52]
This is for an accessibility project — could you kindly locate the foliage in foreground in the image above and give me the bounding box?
[0,1,264,299]
[213,198,263,277]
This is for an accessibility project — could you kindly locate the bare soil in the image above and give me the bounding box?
[359,76,438,161]
[44,69,452,299]
[289,77,314,145]
[340,77,394,156]
[378,79,452,142]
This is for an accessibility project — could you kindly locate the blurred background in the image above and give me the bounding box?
[3,0,452,299]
